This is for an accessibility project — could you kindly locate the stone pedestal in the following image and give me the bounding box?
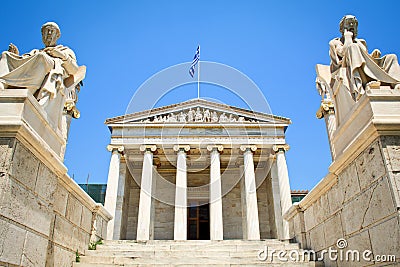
[285,88,400,264]
[0,89,111,266]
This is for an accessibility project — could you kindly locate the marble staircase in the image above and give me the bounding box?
[74,240,324,266]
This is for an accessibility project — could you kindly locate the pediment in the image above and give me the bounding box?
[105,99,290,126]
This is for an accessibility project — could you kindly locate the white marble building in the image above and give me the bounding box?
[104,99,293,241]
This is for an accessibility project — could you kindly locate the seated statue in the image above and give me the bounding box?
[329,15,400,100]
[0,22,85,128]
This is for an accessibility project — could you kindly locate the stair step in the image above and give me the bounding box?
[85,250,308,258]
[95,245,299,252]
[74,262,323,267]
[76,240,323,266]
[103,239,288,245]
[79,255,318,264]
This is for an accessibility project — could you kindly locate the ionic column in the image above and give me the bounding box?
[272,144,292,240]
[239,165,247,239]
[316,99,336,160]
[239,145,261,240]
[173,145,190,240]
[104,145,125,240]
[137,145,157,241]
[270,162,284,240]
[207,145,224,240]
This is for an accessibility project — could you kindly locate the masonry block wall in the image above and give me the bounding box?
[0,138,111,267]
[286,137,400,266]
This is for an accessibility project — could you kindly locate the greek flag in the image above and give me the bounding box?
[189,45,200,77]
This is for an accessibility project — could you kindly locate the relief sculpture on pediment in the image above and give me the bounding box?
[140,107,255,123]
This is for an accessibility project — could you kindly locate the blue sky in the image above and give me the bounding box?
[2,1,399,190]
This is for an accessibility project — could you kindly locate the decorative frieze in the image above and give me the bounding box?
[140,107,258,123]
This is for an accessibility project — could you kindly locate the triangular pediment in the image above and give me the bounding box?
[105,99,291,125]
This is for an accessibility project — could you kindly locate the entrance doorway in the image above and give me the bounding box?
[188,203,210,240]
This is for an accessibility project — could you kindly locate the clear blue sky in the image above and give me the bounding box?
[2,1,399,190]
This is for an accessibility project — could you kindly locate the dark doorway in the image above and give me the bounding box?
[188,203,210,240]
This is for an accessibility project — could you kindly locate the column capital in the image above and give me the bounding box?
[206,145,224,152]
[106,145,124,154]
[316,99,335,119]
[139,145,157,152]
[239,145,257,153]
[272,144,290,153]
[173,144,191,152]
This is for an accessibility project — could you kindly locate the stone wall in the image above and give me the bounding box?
[0,138,111,266]
[222,178,243,239]
[257,176,275,239]
[153,199,174,240]
[285,137,400,266]
[125,172,140,240]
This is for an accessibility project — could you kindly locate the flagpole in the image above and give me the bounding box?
[197,45,200,99]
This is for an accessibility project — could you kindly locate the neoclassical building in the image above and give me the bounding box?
[104,99,293,241]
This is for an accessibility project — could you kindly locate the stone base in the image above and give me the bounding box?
[285,136,400,266]
[0,138,111,266]
[285,87,400,265]
[0,89,111,266]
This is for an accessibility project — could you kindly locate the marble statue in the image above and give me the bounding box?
[187,109,194,122]
[203,109,211,122]
[64,82,81,118]
[167,113,177,122]
[195,107,203,122]
[178,112,186,122]
[219,113,228,122]
[211,111,219,122]
[0,22,85,129]
[0,22,85,103]
[329,15,400,100]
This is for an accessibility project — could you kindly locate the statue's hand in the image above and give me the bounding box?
[8,43,19,55]
[343,29,353,42]
[371,49,381,59]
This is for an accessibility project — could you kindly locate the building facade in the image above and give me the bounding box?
[104,99,294,241]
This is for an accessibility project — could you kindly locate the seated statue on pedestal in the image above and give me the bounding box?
[0,22,85,127]
[329,15,400,100]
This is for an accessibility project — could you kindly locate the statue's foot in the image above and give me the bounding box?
[395,83,400,90]
[366,80,381,89]
[0,82,5,90]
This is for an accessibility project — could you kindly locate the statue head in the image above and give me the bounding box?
[41,22,61,47]
[340,15,358,38]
